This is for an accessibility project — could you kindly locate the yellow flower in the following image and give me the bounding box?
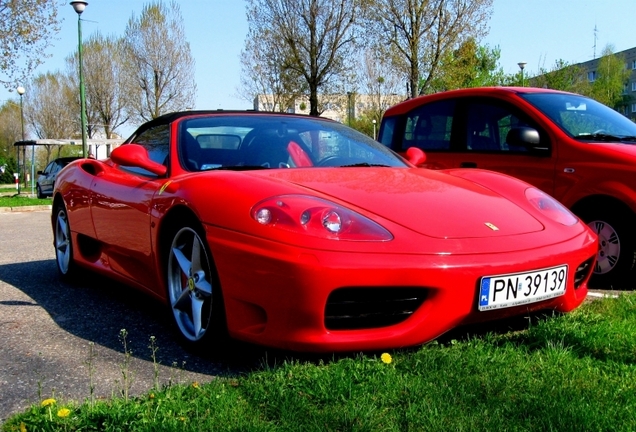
[19,422,27,432]
[381,353,392,364]
[40,398,56,407]
[192,381,200,389]
[179,416,187,422]
[57,408,71,418]
[149,393,155,399]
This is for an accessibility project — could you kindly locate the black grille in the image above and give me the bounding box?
[574,257,595,288]
[325,287,427,330]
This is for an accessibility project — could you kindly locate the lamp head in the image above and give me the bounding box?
[70,0,88,15]
[16,86,25,96]
[517,62,527,71]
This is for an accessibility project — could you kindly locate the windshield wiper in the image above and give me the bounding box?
[338,162,391,168]
[578,132,622,142]
[201,165,269,171]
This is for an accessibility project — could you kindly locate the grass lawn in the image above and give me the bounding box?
[0,195,49,207]
[3,294,636,431]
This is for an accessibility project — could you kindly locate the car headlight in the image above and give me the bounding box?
[251,195,393,241]
[525,188,578,226]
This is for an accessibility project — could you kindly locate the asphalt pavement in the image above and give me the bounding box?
[0,210,260,422]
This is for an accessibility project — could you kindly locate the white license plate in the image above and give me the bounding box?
[478,265,568,311]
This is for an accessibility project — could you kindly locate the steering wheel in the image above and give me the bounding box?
[317,156,343,167]
[592,129,607,135]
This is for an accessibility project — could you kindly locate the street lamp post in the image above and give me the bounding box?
[518,62,527,87]
[372,119,377,140]
[16,86,25,194]
[70,0,88,158]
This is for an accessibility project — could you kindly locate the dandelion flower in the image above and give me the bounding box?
[57,408,71,418]
[179,416,187,422]
[192,382,200,389]
[20,422,26,432]
[41,398,56,407]
[381,353,392,364]
[149,393,155,399]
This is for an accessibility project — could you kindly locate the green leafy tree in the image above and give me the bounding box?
[0,0,60,88]
[429,39,505,91]
[590,45,631,110]
[532,59,590,94]
[0,100,21,183]
[0,154,17,184]
[123,1,196,121]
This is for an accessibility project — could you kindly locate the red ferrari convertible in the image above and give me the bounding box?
[52,111,597,352]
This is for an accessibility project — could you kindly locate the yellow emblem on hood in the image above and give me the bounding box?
[485,222,499,231]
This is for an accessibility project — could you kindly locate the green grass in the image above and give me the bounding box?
[4,294,636,431]
[0,195,49,207]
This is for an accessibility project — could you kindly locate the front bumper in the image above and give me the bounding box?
[207,226,597,352]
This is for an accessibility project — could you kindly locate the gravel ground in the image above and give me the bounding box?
[0,210,262,422]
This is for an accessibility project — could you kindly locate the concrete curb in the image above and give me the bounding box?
[0,205,52,213]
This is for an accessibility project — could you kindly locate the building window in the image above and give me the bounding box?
[632,60,636,69]
[632,82,636,92]
[588,71,596,82]
[632,104,636,113]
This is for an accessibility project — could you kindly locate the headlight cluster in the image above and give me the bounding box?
[525,188,578,226]
[252,195,393,241]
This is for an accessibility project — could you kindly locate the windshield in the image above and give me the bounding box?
[179,115,408,171]
[520,93,636,142]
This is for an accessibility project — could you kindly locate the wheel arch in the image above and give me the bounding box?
[156,204,204,266]
[570,194,636,219]
[51,193,65,228]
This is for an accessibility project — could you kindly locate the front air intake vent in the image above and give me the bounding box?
[574,257,595,288]
[325,287,427,330]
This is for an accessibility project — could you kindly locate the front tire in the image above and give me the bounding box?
[54,204,78,280]
[166,224,227,348]
[37,184,44,199]
[578,205,636,289]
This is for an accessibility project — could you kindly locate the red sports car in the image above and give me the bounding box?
[52,111,597,352]
[380,87,636,288]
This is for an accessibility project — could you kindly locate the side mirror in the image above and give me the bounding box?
[110,144,167,176]
[405,147,426,166]
[506,127,549,152]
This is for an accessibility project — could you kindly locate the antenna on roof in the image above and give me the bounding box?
[593,25,598,59]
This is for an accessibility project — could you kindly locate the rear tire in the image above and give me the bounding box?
[165,222,228,350]
[577,205,636,289]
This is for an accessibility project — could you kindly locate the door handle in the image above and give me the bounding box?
[460,162,477,168]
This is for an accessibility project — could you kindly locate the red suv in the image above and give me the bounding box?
[380,87,636,288]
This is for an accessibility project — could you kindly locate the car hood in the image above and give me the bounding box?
[255,168,544,239]
[589,142,636,159]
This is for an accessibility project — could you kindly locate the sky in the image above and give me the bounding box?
[4,0,636,137]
